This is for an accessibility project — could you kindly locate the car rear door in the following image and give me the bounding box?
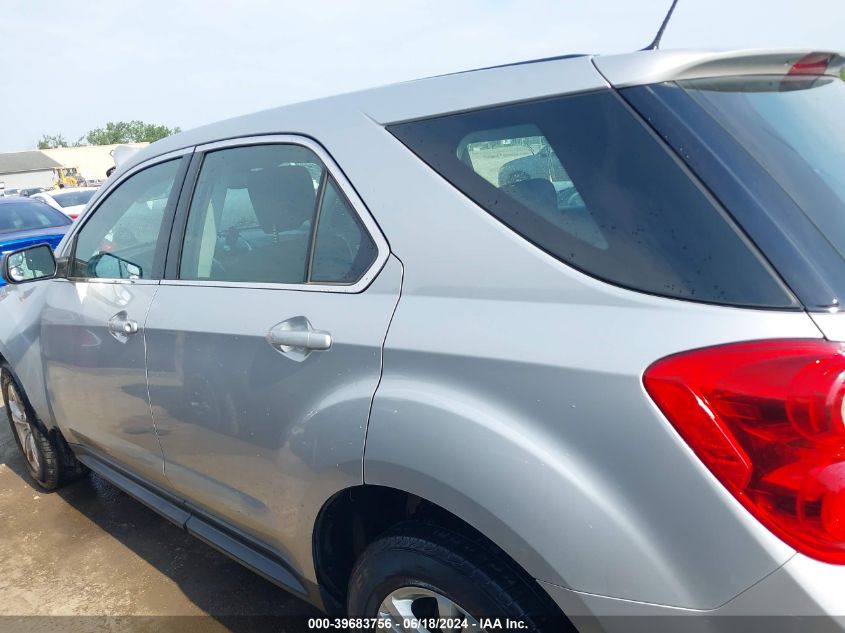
[144,137,399,562]
[40,151,190,487]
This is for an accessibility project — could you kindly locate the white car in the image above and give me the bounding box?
[31,187,98,220]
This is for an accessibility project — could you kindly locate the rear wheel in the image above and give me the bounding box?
[347,522,568,632]
[2,367,86,490]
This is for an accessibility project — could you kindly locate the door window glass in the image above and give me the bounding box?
[180,144,323,284]
[180,143,378,286]
[71,159,179,279]
[311,178,377,283]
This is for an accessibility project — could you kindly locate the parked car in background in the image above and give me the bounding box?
[31,187,98,220]
[1,49,845,632]
[19,187,47,197]
[0,197,70,286]
[0,189,20,198]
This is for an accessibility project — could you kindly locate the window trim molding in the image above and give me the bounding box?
[161,134,390,295]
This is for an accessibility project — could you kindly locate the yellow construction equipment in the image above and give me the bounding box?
[52,166,82,189]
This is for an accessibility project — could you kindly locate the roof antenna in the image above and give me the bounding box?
[644,0,680,50]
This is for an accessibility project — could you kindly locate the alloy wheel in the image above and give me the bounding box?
[6,383,40,473]
[377,586,484,633]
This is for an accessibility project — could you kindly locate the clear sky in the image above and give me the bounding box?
[1,0,842,152]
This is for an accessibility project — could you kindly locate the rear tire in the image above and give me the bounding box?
[347,522,568,632]
[1,367,86,490]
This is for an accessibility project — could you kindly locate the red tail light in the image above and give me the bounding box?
[644,339,845,564]
[788,53,832,76]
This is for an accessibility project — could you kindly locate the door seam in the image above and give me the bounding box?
[142,283,169,479]
[361,254,404,484]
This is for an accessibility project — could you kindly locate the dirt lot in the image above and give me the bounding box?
[0,403,318,633]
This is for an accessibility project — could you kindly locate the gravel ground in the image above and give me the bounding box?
[0,404,319,633]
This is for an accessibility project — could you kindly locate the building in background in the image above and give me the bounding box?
[0,143,149,193]
[0,151,63,192]
[41,143,148,185]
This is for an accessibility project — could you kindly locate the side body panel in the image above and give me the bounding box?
[40,278,166,486]
[541,554,845,630]
[324,107,824,609]
[0,282,54,426]
[0,150,191,483]
[144,255,402,583]
[366,293,817,609]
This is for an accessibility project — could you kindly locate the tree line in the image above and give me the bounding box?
[37,121,181,149]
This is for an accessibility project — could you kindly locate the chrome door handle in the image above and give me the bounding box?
[108,311,140,338]
[267,316,332,361]
[268,329,332,350]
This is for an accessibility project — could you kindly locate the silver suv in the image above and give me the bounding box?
[2,49,845,631]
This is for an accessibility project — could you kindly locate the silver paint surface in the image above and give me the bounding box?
[1,48,843,620]
[144,256,402,581]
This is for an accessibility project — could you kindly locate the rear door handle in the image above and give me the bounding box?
[268,329,332,350]
[267,316,331,361]
[108,311,140,341]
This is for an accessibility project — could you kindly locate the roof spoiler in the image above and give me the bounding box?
[594,49,845,88]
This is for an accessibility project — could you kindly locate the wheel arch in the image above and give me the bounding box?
[1,351,55,439]
[312,483,562,617]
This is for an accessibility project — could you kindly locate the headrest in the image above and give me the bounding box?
[501,178,558,214]
[247,165,316,234]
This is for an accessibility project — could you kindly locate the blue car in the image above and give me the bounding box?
[0,197,72,286]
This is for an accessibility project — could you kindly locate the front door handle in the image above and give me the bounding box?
[267,316,331,361]
[108,311,140,340]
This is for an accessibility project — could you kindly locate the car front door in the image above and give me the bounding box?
[144,138,399,566]
[40,153,189,486]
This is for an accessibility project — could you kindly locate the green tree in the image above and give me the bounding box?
[37,134,68,149]
[86,120,181,145]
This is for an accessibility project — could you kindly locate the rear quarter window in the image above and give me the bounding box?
[389,90,797,308]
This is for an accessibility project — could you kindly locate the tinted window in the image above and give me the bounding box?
[390,90,794,307]
[0,200,71,233]
[72,159,179,279]
[311,178,377,283]
[679,76,845,262]
[180,144,378,286]
[180,144,323,284]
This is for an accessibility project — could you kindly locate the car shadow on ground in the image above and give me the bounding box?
[0,408,320,633]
